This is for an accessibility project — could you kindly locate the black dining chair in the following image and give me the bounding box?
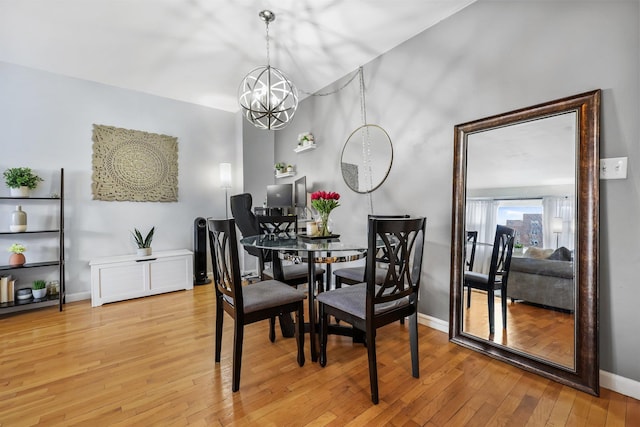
[464,225,515,335]
[465,230,478,308]
[317,216,426,404]
[332,214,410,289]
[207,218,306,392]
[256,215,325,340]
[256,215,325,288]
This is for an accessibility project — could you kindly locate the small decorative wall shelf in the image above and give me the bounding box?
[294,143,316,153]
[275,171,296,179]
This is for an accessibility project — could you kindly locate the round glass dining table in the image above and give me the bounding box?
[240,233,368,361]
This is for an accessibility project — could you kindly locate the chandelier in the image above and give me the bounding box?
[238,10,298,131]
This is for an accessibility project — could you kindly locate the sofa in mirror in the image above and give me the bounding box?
[450,90,600,395]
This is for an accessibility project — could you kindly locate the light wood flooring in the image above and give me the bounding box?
[463,289,574,368]
[1,285,638,426]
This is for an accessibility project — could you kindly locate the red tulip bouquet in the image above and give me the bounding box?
[311,191,340,236]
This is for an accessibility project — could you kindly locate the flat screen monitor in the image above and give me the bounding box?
[266,184,293,208]
[294,176,307,208]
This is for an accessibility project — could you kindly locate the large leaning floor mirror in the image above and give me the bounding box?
[450,90,600,395]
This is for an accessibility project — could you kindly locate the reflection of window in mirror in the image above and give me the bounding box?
[496,200,543,248]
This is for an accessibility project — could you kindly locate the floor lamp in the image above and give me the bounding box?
[220,163,232,219]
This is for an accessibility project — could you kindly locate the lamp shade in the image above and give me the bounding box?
[219,163,232,188]
[551,217,563,233]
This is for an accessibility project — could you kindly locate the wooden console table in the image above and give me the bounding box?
[90,249,194,307]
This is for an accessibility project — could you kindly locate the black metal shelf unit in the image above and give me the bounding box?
[0,168,65,314]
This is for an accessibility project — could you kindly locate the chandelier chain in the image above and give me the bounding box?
[265,21,270,66]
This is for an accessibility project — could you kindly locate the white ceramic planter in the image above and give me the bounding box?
[137,247,152,256]
[32,288,47,299]
[10,186,30,197]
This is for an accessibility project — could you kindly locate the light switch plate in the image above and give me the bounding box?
[600,157,628,180]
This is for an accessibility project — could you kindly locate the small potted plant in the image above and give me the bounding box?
[32,280,47,299]
[8,243,26,267]
[3,167,43,197]
[132,227,155,256]
[274,162,286,175]
[286,164,294,172]
[298,132,314,147]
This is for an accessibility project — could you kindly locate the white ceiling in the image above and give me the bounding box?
[0,0,476,112]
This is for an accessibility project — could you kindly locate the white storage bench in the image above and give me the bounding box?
[90,249,194,307]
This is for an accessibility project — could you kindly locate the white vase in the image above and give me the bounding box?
[137,247,152,256]
[10,205,27,232]
[10,187,30,197]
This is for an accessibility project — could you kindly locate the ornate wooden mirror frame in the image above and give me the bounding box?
[449,90,600,395]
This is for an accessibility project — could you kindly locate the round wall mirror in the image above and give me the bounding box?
[340,124,393,193]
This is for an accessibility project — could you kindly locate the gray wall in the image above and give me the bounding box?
[0,61,239,297]
[244,1,640,382]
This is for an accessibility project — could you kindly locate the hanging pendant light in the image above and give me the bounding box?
[238,10,298,131]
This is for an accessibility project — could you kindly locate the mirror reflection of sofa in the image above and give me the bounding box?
[507,246,574,312]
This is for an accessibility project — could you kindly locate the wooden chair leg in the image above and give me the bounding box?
[366,328,379,404]
[215,298,224,363]
[487,289,495,335]
[319,304,328,367]
[409,313,419,378]
[296,303,305,367]
[335,276,342,289]
[232,321,244,392]
[502,291,507,330]
[269,317,276,343]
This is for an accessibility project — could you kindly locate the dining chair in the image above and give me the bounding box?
[464,224,515,335]
[332,214,410,289]
[256,214,325,339]
[256,215,326,288]
[207,218,306,392]
[317,216,426,404]
[465,230,478,308]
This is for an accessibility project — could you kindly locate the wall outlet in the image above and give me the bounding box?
[600,157,628,180]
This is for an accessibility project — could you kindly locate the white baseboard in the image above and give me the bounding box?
[65,291,91,303]
[417,313,449,334]
[600,370,640,400]
[419,316,640,400]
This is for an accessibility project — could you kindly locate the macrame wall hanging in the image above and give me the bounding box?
[91,124,178,202]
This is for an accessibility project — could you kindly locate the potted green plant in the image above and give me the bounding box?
[132,227,155,256]
[32,280,47,299]
[8,243,26,266]
[274,162,286,174]
[3,167,43,197]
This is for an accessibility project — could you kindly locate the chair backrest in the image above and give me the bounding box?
[207,218,244,311]
[256,215,298,237]
[488,225,515,286]
[365,217,426,316]
[255,215,298,279]
[230,193,260,257]
[465,230,478,271]
[368,214,410,264]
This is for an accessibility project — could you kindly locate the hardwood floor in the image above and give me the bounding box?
[462,289,574,367]
[1,285,638,426]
